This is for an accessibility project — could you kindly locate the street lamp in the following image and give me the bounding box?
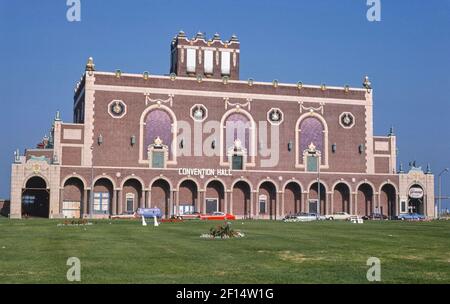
[438,168,449,219]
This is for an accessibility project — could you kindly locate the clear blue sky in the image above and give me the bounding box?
[0,0,449,208]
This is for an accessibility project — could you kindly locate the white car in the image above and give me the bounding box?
[325,212,352,221]
[283,212,317,222]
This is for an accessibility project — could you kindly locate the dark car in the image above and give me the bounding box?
[362,213,388,220]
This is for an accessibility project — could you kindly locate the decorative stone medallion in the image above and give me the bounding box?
[339,112,355,129]
[190,104,208,122]
[267,108,284,125]
[108,100,127,119]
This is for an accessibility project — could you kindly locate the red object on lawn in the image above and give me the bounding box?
[200,212,236,221]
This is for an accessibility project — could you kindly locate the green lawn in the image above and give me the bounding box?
[0,218,449,283]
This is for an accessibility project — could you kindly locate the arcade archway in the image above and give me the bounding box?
[309,182,326,215]
[380,184,397,219]
[151,179,171,217]
[22,176,49,218]
[258,181,277,220]
[63,177,84,218]
[205,180,225,214]
[408,185,424,214]
[333,183,350,214]
[177,179,198,214]
[284,182,302,216]
[357,183,374,216]
[232,180,251,218]
[93,178,114,216]
[122,179,143,214]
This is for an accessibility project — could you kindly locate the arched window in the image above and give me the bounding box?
[222,112,254,169]
[225,113,251,154]
[144,109,173,161]
[299,117,324,156]
[296,114,328,169]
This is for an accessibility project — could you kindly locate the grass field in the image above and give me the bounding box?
[0,218,449,284]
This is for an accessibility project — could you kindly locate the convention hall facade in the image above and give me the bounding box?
[9,32,435,219]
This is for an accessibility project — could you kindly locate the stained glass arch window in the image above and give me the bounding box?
[296,114,328,168]
[144,109,173,160]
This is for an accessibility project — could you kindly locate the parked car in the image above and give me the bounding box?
[325,212,352,221]
[134,208,162,219]
[177,211,201,220]
[396,213,425,221]
[200,212,236,221]
[283,215,301,222]
[283,212,317,222]
[308,213,327,221]
[362,213,388,220]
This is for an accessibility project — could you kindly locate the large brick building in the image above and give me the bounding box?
[9,31,435,219]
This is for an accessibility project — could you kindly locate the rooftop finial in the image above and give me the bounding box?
[177,30,186,38]
[54,110,61,121]
[213,33,221,41]
[85,57,95,72]
[398,163,404,173]
[363,75,372,90]
[426,163,432,174]
[230,34,239,42]
[388,125,394,136]
[195,31,205,40]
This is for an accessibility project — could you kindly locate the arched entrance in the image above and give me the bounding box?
[380,184,397,219]
[151,179,171,218]
[93,178,114,216]
[177,179,198,215]
[22,176,49,218]
[63,177,84,218]
[232,180,251,218]
[284,182,302,216]
[357,183,374,216]
[122,179,143,214]
[408,184,424,214]
[309,182,326,215]
[258,181,277,220]
[333,183,350,214]
[205,180,225,214]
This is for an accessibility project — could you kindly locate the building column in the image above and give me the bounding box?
[82,189,88,217]
[351,192,357,215]
[370,193,375,213]
[250,189,255,219]
[224,190,230,214]
[275,191,281,220]
[146,190,152,208]
[59,188,64,216]
[140,190,145,209]
[199,190,205,214]
[374,192,379,214]
[169,190,175,217]
[281,191,285,217]
[117,190,122,215]
[330,192,334,214]
[112,190,118,215]
[251,190,258,218]
[301,192,307,212]
[174,190,179,215]
[143,190,148,208]
[305,191,310,213]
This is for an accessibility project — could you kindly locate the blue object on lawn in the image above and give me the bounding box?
[397,213,425,220]
[136,208,162,219]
